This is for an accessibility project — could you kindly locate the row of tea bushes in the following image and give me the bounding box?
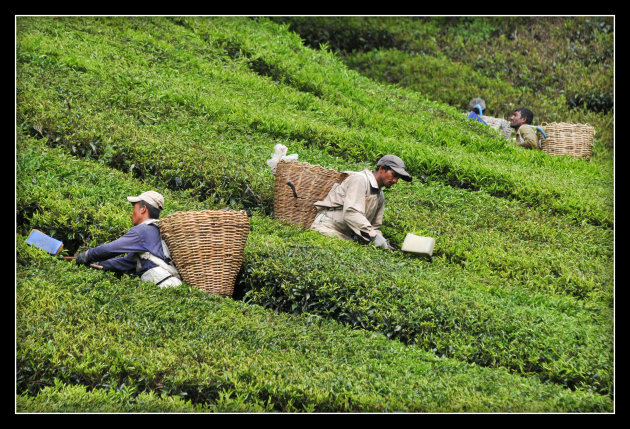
[239,222,613,395]
[18,76,613,307]
[16,16,612,304]
[382,181,613,305]
[16,238,612,412]
[276,17,614,154]
[18,109,613,310]
[16,134,613,396]
[17,380,237,412]
[17,16,612,229]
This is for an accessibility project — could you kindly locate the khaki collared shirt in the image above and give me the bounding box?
[514,124,539,149]
[311,169,384,242]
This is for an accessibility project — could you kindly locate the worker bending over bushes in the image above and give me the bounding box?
[74,191,181,288]
[310,155,412,250]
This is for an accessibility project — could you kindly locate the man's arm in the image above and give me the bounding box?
[83,227,146,272]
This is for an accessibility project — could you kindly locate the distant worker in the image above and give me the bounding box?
[310,155,412,250]
[74,191,181,288]
[467,97,488,125]
[509,107,539,149]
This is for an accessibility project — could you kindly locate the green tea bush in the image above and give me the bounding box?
[16,16,614,410]
[17,16,613,229]
[16,134,613,397]
[278,16,614,153]
[16,232,612,412]
[16,380,228,412]
[240,223,613,395]
[383,181,613,304]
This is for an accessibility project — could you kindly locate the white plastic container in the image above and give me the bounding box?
[401,234,435,257]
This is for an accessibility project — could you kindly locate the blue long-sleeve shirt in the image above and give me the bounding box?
[87,222,166,276]
[467,111,487,125]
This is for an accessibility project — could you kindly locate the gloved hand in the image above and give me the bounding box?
[75,250,90,266]
[372,233,391,249]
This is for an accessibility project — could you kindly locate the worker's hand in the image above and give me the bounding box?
[75,250,90,266]
[372,233,391,249]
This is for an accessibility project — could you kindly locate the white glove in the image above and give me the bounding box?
[372,233,390,249]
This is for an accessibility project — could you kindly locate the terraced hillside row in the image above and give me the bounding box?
[16,16,614,412]
[275,16,614,155]
[17,17,613,227]
[16,135,613,411]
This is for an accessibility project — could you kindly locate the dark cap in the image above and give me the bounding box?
[377,155,412,182]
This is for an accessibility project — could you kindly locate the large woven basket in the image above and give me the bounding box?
[273,160,349,228]
[481,115,512,139]
[539,122,594,161]
[157,210,250,297]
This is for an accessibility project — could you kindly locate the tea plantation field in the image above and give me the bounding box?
[16,17,614,412]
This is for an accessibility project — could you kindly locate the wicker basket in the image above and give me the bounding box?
[273,160,349,228]
[157,210,250,297]
[481,115,512,139]
[539,122,594,161]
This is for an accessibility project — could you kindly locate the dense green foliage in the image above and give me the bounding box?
[16,16,614,412]
[16,137,612,412]
[277,16,614,156]
[17,237,612,412]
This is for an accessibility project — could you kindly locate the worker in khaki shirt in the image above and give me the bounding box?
[310,155,412,249]
[509,107,539,149]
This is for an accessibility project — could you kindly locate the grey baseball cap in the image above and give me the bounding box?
[127,190,164,210]
[377,155,412,182]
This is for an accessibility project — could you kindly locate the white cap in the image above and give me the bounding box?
[127,190,164,210]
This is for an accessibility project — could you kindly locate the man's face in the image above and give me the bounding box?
[378,168,400,188]
[509,110,526,129]
[131,203,145,226]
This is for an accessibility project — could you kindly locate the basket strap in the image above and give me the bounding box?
[534,126,548,139]
[137,252,181,279]
[156,273,175,286]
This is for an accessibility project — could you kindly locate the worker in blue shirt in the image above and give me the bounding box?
[467,97,488,125]
[75,191,181,288]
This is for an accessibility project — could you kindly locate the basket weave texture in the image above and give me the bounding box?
[540,122,594,160]
[481,115,512,139]
[157,210,249,297]
[274,160,349,228]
